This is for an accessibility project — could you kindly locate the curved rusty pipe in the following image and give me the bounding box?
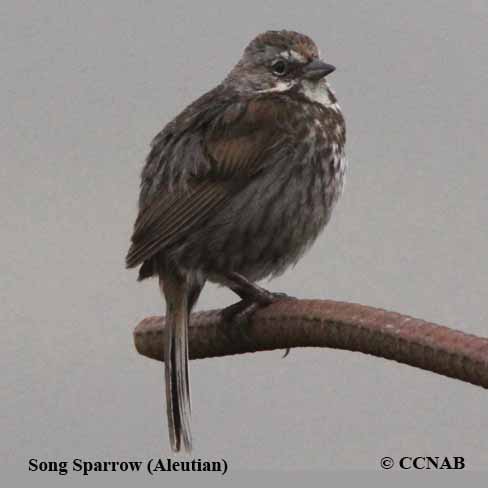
[133,299,488,389]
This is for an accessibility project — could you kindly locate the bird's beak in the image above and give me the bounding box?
[302,59,336,80]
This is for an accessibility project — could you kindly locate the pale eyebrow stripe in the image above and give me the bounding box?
[278,50,307,63]
[290,50,307,63]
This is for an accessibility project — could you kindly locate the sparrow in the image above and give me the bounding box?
[126,30,346,452]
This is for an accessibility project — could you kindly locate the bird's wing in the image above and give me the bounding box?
[126,96,291,268]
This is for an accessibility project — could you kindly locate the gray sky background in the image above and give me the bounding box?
[2,0,488,481]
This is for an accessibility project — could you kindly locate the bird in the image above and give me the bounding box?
[126,30,346,452]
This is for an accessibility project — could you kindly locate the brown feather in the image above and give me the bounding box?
[126,182,230,267]
[126,97,290,269]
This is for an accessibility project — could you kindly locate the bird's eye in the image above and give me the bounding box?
[271,59,288,76]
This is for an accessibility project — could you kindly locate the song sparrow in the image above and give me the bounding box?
[126,30,346,452]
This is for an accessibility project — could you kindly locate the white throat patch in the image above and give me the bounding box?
[300,80,340,111]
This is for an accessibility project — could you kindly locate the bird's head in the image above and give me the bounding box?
[226,30,336,99]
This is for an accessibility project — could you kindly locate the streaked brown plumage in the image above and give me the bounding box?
[126,30,346,451]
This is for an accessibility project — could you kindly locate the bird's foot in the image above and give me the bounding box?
[236,285,297,306]
[225,272,296,306]
[221,299,257,323]
[221,292,296,323]
[220,293,296,353]
[220,300,259,346]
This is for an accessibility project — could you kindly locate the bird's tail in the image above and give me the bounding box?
[160,273,192,452]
